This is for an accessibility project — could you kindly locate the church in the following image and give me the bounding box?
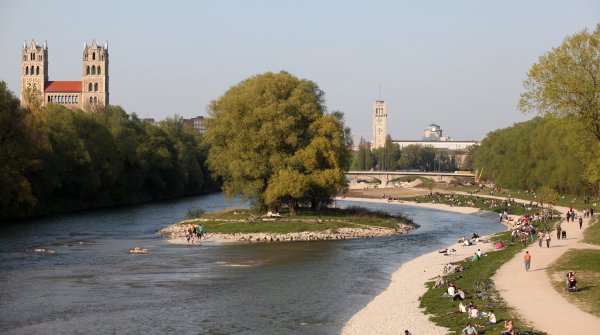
[20,39,109,110]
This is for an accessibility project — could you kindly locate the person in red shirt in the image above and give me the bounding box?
[523,251,531,271]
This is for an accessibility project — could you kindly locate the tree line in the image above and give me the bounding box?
[476,24,600,195]
[0,82,215,221]
[350,134,465,172]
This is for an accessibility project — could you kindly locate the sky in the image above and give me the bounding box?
[1,1,598,143]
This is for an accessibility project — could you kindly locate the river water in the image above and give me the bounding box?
[0,193,503,334]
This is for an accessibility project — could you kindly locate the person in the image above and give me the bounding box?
[461,322,478,335]
[199,223,204,241]
[473,252,480,262]
[404,330,412,335]
[538,231,544,247]
[476,249,482,258]
[453,287,466,301]
[447,283,456,296]
[501,320,515,335]
[556,223,562,240]
[545,232,551,248]
[482,309,497,326]
[579,216,583,229]
[469,305,480,318]
[524,251,531,271]
[196,223,202,241]
[434,275,445,288]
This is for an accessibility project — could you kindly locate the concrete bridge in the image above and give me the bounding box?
[346,171,475,188]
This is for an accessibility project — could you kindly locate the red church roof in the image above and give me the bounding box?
[45,81,82,93]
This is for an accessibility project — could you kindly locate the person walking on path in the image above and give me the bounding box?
[538,231,544,247]
[524,251,531,271]
[579,217,583,229]
[544,232,551,248]
[461,322,478,335]
[556,223,562,240]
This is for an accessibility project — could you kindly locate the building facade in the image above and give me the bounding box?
[20,39,109,110]
[371,100,387,149]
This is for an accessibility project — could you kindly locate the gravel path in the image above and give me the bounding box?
[493,208,600,335]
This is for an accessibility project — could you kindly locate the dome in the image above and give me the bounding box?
[424,123,441,132]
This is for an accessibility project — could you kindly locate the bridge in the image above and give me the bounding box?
[346,171,475,188]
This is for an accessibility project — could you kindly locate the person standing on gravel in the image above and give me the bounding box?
[544,232,551,248]
[579,216,583,229]
[538,231,544,247]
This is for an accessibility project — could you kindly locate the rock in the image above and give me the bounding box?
[34,248,45,253]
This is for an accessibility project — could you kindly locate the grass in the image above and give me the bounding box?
[181,206,415,234]
[402,193,541,216]
[419,221,558,335]
[583,215,600,245]
[547,249,600,317]
[440,185,599,211]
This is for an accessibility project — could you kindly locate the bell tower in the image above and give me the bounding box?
[20,40,48,107]
[82,40,109,109]
[372,100,387,149]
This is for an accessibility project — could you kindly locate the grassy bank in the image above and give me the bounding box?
[583,215,600,245]
[180,207,416,234]
[402,193,540,216]
[439,185,599,211]
[547,214,600,317]
[419,221,558,334]
[547,249,600,317]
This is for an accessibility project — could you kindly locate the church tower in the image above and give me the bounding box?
[81,40,109,109]
[20,40,48,107]
[372,100,387,149]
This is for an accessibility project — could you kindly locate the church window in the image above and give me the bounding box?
[94,83,98,92]
[87,66,90,75]
[88,83,93,92]
[97,66,101,75]
[93,97,97,104]
[91,66,96,75]
[30,53,34,61]
[36,66,39,75]
[26,67,29,75]
[30,66,34,75]
[92,52,96,60]
[48,96,51,102]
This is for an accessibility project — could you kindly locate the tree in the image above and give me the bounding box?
[203,71,351,212]
[0,82,38,217]
[519,24,600,141]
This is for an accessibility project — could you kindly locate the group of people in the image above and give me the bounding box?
[185,223,204,243]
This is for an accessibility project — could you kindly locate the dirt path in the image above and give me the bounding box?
[493,206,600,334]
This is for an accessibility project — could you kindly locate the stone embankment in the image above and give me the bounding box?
[159,221,414,243]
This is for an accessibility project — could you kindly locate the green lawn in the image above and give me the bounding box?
[441,185,599,211]
[419,221,558,335]
[583,216,600,245]
[181,207,415,234]
[402,193,540,216]
[547,249,600,317]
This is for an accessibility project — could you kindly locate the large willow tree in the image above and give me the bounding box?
[203,71,351,212]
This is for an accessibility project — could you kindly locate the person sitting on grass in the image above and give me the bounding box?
[500,320,515,335]
[447,283,456,297]
[481,309,496,327]
[469,305,481,318]
[461,322,479,335]
[433,275,445,288]
[453,287,466,301]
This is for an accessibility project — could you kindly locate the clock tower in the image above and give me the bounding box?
[372,100,387,149]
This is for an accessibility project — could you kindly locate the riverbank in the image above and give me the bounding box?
[340,196,506,334]
[159,207,416,244]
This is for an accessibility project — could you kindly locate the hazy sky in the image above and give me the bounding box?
[1,1,598,142]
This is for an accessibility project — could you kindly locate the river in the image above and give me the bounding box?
[0,193,503,334]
